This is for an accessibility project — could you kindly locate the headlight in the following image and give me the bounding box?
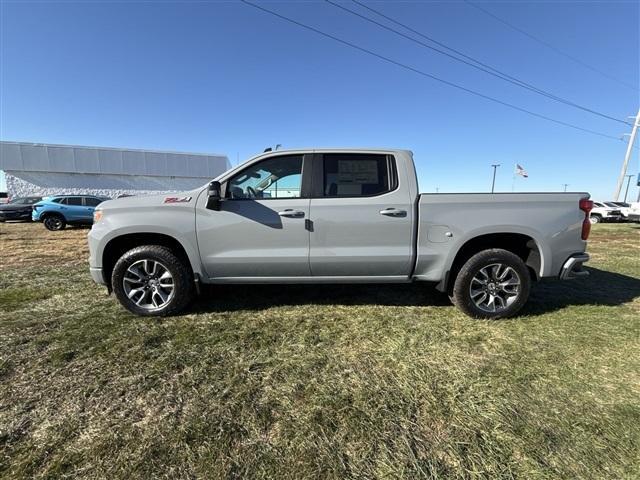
[93,210,104,223]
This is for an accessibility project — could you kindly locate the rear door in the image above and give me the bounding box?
[308,153,414,277]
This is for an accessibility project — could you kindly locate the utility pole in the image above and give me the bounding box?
[614,108,640,201]
[623,174,633,202]
[490,164,500,193]
[562,183,569,192]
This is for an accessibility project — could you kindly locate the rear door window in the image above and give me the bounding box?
[84,197,103,207]
[66,197,83,206]
[322,154,394,197]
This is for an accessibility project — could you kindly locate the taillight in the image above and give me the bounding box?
[580,199,593,240]
[579,199,593,213]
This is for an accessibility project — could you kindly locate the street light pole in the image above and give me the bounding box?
[491,164,500,193]
[562,184,569,192]
[623,174,633,202]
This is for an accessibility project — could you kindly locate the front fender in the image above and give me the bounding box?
[88,208,203,279]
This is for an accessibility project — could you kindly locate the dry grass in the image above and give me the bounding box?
[0,221,639,479]
[0,224,89,269]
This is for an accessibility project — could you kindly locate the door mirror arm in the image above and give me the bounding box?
[206,181,223,211]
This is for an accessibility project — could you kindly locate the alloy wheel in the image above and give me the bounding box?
[469,263,521,313]
[44,217,63,230]
[122,259,175,310]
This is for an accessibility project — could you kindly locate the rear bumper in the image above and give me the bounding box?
[559,253,590,280]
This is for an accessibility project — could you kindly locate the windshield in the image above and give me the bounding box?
[604,202,619,208]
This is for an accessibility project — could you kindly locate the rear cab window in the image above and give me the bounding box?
[321,153,397,197]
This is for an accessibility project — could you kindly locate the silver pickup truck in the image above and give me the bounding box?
[88,149,593,319]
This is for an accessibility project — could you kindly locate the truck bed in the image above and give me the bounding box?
[413,192,590,282]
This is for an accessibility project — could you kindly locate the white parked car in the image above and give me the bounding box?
[604,202,633,219]
[627,202,640,223]
[590,202,623,224]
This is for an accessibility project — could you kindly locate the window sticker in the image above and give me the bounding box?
[337,160,379,184]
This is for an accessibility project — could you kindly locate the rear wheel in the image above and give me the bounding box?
[112,245,194,316]
[43,214,66,231]
[451,249,531,319]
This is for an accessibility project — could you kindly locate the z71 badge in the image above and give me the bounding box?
[164,196,192,204]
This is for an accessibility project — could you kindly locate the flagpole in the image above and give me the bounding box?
[511,164,516,192]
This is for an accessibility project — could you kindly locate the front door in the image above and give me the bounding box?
[61,196,87,222]
[309,153,414,277]
[197,154,311,279]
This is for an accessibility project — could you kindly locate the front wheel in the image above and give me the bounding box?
[111,245,195,316]
[43,215,66,231]
[589,215,601,224]
[451,249,531,319]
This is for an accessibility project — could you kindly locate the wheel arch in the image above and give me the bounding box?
[40,210,65,220]
[102,232,198,289]
[442,231,543,293]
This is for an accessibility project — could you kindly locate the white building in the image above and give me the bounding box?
[0,141,231,198]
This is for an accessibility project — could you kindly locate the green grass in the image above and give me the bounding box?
[0,223,638,479]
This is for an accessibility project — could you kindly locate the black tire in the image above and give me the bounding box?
[589,214,601,224]
[111,245,194,317]
[451,248,531,319]
[43,214,66,231]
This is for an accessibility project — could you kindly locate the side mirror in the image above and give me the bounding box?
[206,181,222,210]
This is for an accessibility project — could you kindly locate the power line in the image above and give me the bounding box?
[464,0,639,92]
[341,0,630,126]
[240,0,624,142]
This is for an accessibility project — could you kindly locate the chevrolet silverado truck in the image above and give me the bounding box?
[88,149,593,319]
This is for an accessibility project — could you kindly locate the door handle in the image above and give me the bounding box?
[278,209,305,218]
[379,208,407,217]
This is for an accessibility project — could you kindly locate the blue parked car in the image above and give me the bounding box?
[32,195,110,231]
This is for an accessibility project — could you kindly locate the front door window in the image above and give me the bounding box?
[227,155,303,199]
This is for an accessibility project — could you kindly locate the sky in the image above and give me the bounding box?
[1,0,639,199]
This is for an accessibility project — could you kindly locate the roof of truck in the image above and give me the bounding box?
[246,148,413,163]
[259,148,411,154]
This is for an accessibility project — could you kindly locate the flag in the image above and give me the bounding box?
[515,164,528,178]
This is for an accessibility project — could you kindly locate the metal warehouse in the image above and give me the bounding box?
[0,141,231,198]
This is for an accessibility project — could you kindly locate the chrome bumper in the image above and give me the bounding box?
[559,253,590,280]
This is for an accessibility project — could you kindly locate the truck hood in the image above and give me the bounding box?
[98,188,205,211]
[0,203,33,212]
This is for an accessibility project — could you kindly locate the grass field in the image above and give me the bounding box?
[1,221,639,479]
